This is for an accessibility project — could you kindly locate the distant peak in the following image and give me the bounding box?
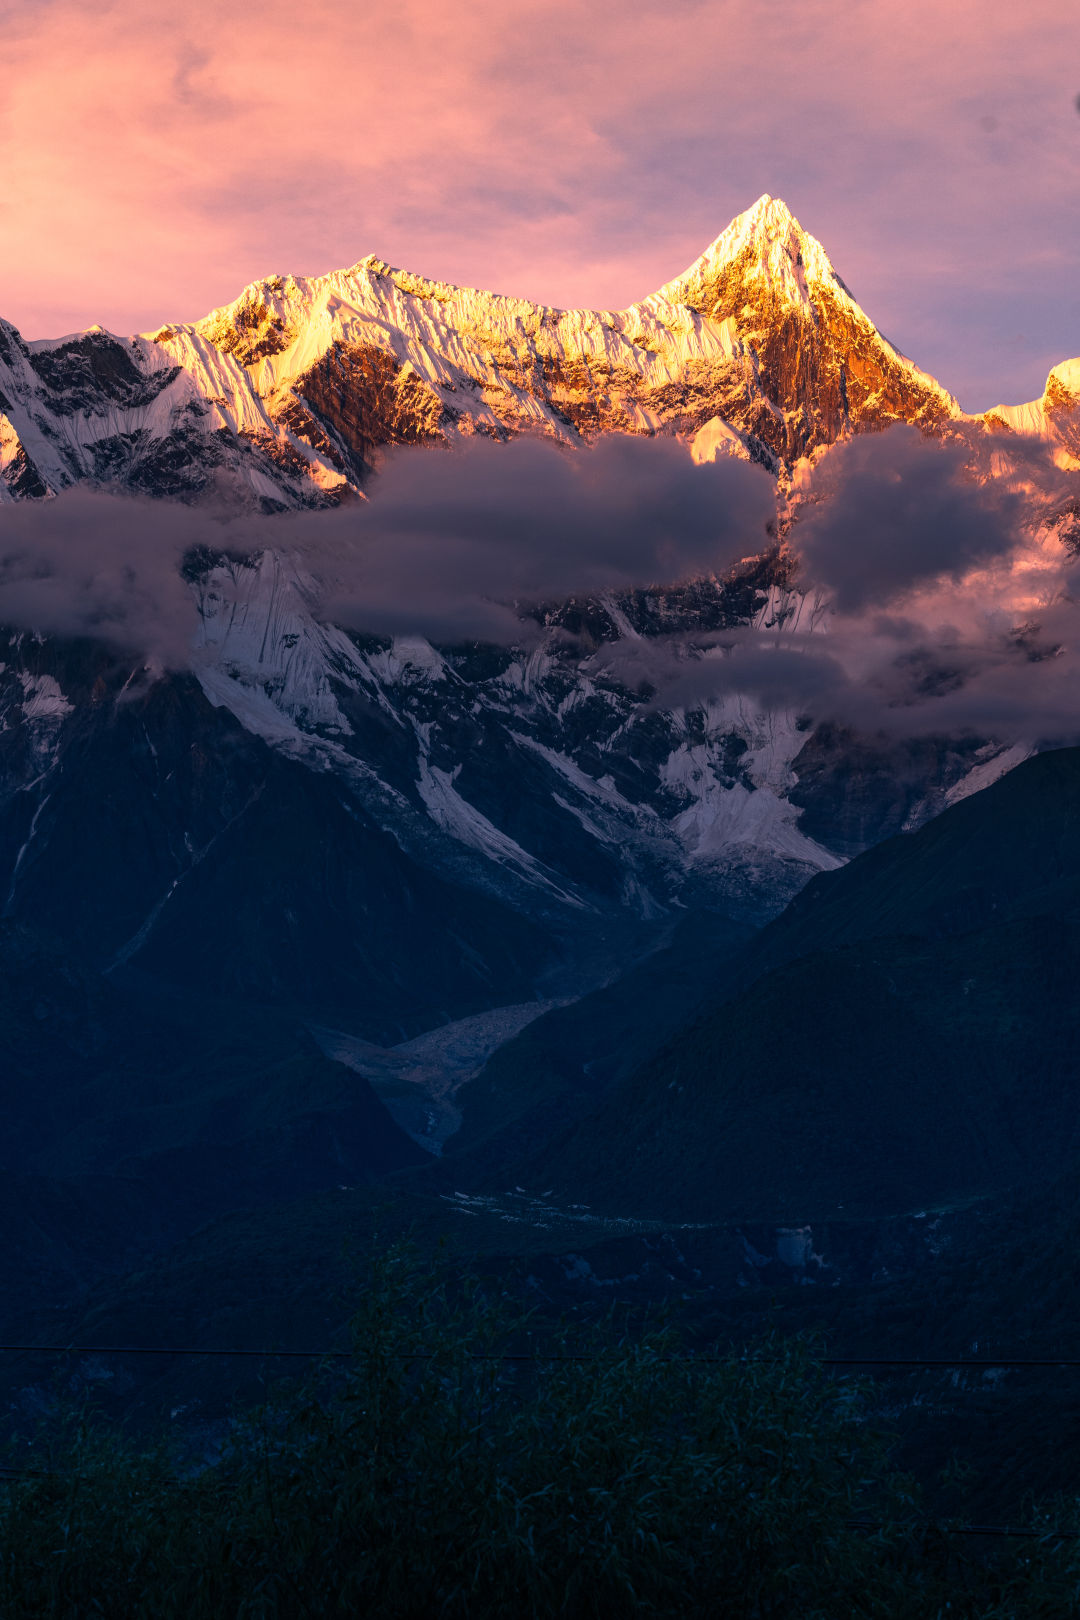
[712,195,813,255]
[657,195,849,315]
[743,193,797,226]
[1046,358,1080,400]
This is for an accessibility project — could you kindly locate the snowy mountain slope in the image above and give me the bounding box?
[0,195,978,508]
[0,531,1007,1037]
[0,319,324,508]
[0,194,1072,993]
[177,192,962,488]
[0,633,566,1040]
[191,539,1026,912]
[978,359,1080,550]
[5,193,1078,517]
[983,358,1080,464]
[185,547,843,921]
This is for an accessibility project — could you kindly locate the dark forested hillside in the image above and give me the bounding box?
[0,924,426,1323]
[529,749,1080,1220]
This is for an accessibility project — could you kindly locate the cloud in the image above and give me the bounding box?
[0,435,775,656]
[0,490,200,663]
[593,425,1080,744]
[0,427,1076,753]
[788,427,1023,611]
[1,0,1078,406]
[598,579,1080,747]
[303,435,775,641]
[596,606,1080,747]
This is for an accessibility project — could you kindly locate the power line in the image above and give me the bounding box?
[0,1343,1075,1367]
[0,1343,353,1360]
[846,1519,1080,1541]
[0,1458,1070,1543]
[824,1357,1080,1368]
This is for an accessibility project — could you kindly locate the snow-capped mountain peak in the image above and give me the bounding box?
[1,194,1076,510]
[982,358,1080,470]
[659,194,847,315]
[1,200,1076,1007]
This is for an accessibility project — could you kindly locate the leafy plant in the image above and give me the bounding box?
[0,1245,1075,1617]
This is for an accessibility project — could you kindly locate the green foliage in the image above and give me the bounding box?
[1,1246,1079,1618]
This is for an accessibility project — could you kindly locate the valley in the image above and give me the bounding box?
[1,193,1079,1551]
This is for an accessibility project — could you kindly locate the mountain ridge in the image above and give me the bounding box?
[3,194,1076,510]
[0,197,1075,1013]
[524,746,1080,1223]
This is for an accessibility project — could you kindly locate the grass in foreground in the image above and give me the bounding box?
[0,1247,1078,1618]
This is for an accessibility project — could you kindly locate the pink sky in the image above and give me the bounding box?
[2,0,1078,410]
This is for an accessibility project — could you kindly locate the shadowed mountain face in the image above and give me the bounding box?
[0,581,1010,1031]
[0,195,1075,1238]
[0,640,560,1041]
[2,197,1080,1534]
[524,749,1080,1223]
[0,921,428,1324]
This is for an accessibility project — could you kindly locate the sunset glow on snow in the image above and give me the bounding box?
[3,0,1079,410]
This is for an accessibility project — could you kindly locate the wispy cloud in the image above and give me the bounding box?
[791,428,1022,612]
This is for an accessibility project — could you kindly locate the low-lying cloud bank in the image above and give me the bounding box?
[0,435,775,656]
[0,427,1077,747]
[791,426,1023,610]
[597,426,1080,742]
[0,492,199,666]
[599,611,1077,743]
[310,434,776,641]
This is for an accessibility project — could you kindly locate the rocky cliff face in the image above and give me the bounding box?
[657,197,959,462]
